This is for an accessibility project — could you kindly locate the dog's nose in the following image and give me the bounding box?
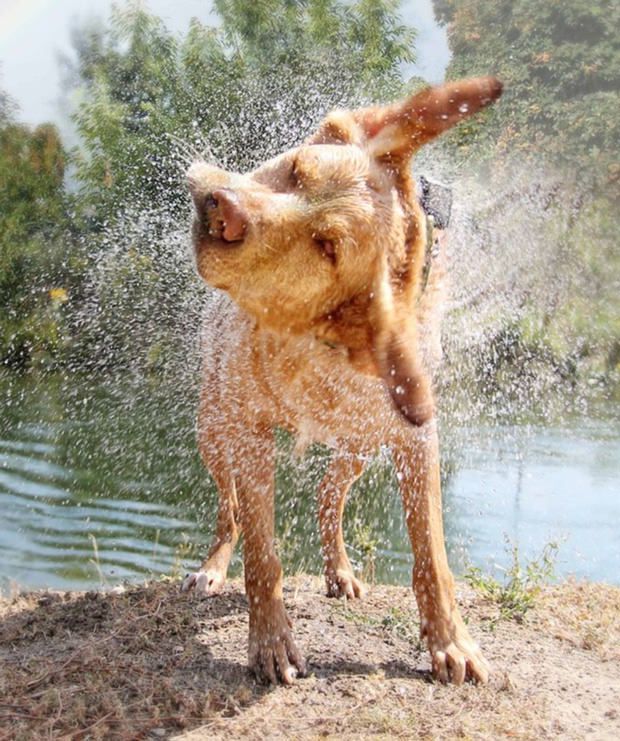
[206,188,248,243]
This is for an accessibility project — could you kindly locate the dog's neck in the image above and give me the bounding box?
[310,293,379,375]
[309,210,438,375]
[311,292,371,345]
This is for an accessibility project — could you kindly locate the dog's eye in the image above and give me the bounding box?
[312,235,336,265]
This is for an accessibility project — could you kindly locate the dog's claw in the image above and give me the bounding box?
[429,626,490,685]
[249,600,307,685]
[251,636,307,685]
[181,569,226,597]
[326,568,366,600]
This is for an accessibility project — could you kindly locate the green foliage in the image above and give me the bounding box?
[170,534,201,581]
[0,84,17,123]
[66,0,415,222]
[527,197,620,381]
[336,600,422,648]
[0,105,77,367]
[433,0,620,188]
[350,519,379,583]
[379,606,422,647]
[443,187,620,400]
[430,0,620,393]
[465,538,559,623]
[215,0,415,76]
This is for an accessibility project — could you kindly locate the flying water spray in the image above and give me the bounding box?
[1,65,618,593]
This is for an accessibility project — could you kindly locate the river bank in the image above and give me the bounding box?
[1,576,619,739]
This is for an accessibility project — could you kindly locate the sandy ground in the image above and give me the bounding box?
[1,575,619,740]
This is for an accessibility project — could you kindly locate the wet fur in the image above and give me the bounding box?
[182,77,502,685]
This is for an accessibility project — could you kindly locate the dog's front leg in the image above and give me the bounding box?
[318,453,366,599]
[395,424,489,685]
[237,426,306,685]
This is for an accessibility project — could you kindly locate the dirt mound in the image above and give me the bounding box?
[1,576,619,740]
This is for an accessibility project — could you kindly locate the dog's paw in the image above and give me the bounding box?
[325,569,366,600]
[181,569,226,597]
[430,639,490,685]
[249,600,307,685]
[427,624,490,685]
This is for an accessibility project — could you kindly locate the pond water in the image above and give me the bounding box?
[1,372,618,593]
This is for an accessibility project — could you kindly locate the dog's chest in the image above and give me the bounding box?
[201,295,398,449]
[257,335,396,449]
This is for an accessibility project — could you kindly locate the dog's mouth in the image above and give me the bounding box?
[203,189,248,245]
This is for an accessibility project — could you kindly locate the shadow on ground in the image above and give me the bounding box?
[1,576,619,739]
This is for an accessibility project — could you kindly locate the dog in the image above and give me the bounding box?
[182,77,502,685]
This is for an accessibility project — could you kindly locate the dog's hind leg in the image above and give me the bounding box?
[182,432,239,597]
[318,453,366,599]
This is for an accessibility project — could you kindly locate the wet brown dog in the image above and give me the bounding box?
[182,77,502,685]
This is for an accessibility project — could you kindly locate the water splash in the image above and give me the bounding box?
[2,75,618,592]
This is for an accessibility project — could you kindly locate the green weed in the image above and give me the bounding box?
[336,602,422,649]
[169,533,200,581]
[380,606,422,649]
[349,520,379,584]
[465,537,559,623]
[88,533,107,586]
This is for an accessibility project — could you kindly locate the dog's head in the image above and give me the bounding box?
[188,77,502,424]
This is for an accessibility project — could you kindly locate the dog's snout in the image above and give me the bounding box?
[205,188,248,243]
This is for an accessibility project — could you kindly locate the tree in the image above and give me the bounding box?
[433,0,620,190]
[0,94,74,367]
[65,0,417,221]
[432,0,620,388]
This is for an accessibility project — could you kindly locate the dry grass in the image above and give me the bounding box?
[0,576,619,740]
[534,581,620,658]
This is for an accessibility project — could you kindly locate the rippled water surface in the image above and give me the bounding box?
[1,373,618,592]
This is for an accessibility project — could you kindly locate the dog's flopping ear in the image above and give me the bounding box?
[309,77,502,162]
[360,76,502,162]
[370,264,434,426]
[363,76,502,161]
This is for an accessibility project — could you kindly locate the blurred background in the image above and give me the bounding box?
[1,0,618,592]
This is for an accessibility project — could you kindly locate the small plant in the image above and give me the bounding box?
[336,603,422,649]
[465,537,559,623]
[169,534,200,581]
[88,533,107,586]
[381,607,423,649]
[350,520,379,584]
